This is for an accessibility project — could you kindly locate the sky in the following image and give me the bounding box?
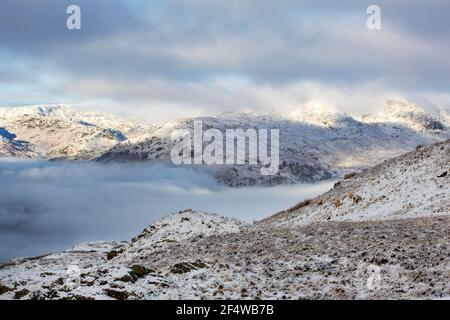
[0,0,449,122]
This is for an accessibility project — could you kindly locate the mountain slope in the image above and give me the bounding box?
[364,98,449,131]
[1,100,449,186]
[0,213,448,300]
[0,136,36,158]
[262,140,450,226]
[98,106,449,186]
[0,105,151,160]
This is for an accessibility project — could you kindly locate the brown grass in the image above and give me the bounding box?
[286,199,312,213]
[344,172,357,180]
[257,198,312,224]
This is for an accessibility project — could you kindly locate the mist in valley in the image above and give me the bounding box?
[0,159,334,261]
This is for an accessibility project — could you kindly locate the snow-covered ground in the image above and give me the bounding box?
[264,139,449,226]
[0,140,448,300]
[0,212,448,300]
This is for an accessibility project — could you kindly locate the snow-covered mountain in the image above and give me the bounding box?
[0,141,448,300]
[1,100,449,186]
[0,105,152,160]
[97,99,450,186]
[0,135,36,158]
[362,98,448,131]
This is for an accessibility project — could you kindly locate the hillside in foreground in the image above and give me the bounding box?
[0,140,448,300]
[263,139,449,226]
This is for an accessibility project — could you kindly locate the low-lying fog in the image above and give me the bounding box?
[0,160,334,261]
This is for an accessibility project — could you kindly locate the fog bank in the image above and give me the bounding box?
[0,160,334,261]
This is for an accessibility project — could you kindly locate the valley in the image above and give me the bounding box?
[0,139,448,300]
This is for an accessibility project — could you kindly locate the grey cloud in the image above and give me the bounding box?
[0,0,141,53]
[0,0,449,117]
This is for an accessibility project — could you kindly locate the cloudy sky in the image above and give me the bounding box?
[0,0,449,121]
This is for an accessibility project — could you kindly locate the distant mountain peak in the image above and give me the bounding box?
[288,100,351,126]
[0,104,152,160]
[34,104,70,116]
[380,98,447,131]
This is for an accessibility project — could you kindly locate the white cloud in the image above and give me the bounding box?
[0,160,333,260]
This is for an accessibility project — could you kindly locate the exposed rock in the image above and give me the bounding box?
[106,249,124,260]
[171,261,208,274]
[352,195,362,204]
[437,171,447,178]
[116,275,134,283]
[0,283,13,295]
[14,289,30,299]
[104,289,129,300]
[72,295,95,301]
[130,265,154,278]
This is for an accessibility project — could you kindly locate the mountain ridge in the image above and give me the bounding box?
[1,100,449,186]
